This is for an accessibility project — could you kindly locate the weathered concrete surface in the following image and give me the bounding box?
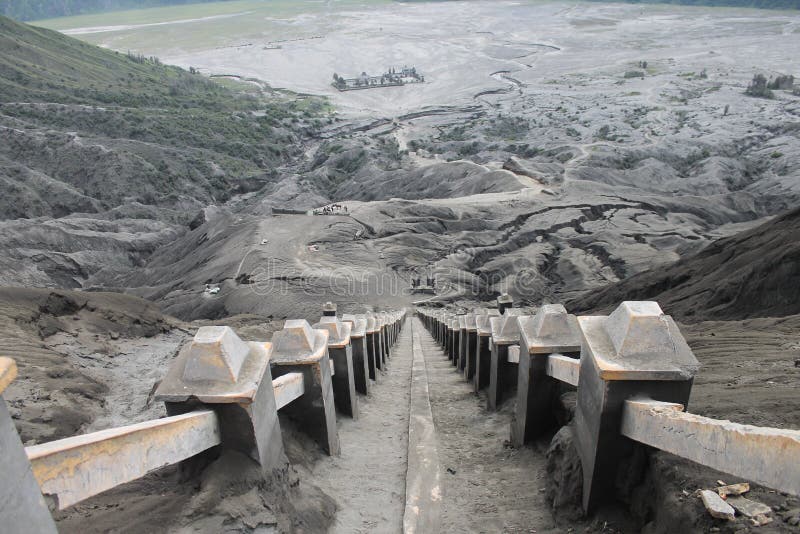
[1,388,58,533]
[157,327,286,474]
[342,314,370,395]
[181,326,249,383]
[573,347,694,513]
[314,316,358,418]
[518,305,581,355]
[403,318,442,534]
[546,355,580,387]
[512,305,583,447]
[487,342,516,411]
[156,328,273,404]
[574,301,698,512]
[272,372,304,409]
[578,301,699,381]
[26,410,221,510]
[272,321,339,456]
[621,398,800,497]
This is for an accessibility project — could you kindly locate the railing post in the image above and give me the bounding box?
[342,314,370,395]
[436,310,450,351]
[497,293,513,315]
[365,315,381,379]
[487,308,521,411]
[449,316,461,364]
[322,301,337,317]
[0,357,58,533]
[474,310,499,392]
[512,304,581,447]
[379,312,390,362]
[374,313,386,368]
[457,314,468,372]
[155,326,287,474]
[271,320,340,456]
[573,302,699,513]
[463,312,479,381]
[313,316,358,419]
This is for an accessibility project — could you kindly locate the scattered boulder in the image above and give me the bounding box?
[700,490,736,521]
[544,425,584,521]
[188,209,207,230]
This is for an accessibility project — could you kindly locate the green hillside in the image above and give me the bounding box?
[0,0,232,22]
[0,15,328,219]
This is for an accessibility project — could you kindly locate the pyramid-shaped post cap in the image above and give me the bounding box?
[272,319,316,357]
[465,313,477,331]
[314,316,351,347]
[520,304,581,354]
[490,312,522,344]
[607,301,670,357]
[579,301,700,381]
[182,326,249,383]
[476,310,500,335]
[341,314,367,337]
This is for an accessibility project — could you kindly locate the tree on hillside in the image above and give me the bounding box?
[745,74,773,99]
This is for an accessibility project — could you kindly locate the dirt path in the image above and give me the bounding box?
[311,323,414,534]
[419,321,560,533]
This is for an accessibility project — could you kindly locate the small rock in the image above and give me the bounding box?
[446,467,456,475]
[795,358,800,368]
[781,508,800,524]
[727,496,771,518]
[109,331,120,340]
[717,483,750,497]
[701,489,736,521]
[750,514,772,527]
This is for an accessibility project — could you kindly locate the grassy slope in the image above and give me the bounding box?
[0,15,329,218]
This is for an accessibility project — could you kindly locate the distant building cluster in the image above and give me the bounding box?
[332,66,425,91]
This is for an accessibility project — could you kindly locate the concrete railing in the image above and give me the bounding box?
[0,306,406,532]
[416,301,800,513]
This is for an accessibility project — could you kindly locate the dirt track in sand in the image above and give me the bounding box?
[299,324,414,534]
[419,319,559,533]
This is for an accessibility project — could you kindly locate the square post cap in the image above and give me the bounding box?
[313,316,352,348]
[155,326,272,403]
[519,304,582,355]
[271,320,329,363]
[578,301,700,381]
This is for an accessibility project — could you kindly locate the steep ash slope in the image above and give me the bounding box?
[569,206,800,321]
[0,14,327,219]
